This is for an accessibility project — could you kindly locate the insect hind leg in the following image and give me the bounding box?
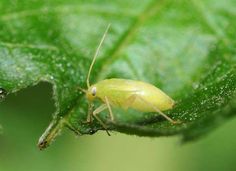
[134,95,180,124]
[123,94,137,110]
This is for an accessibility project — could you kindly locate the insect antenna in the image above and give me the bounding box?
[86,24,111,88]
[77,86,87,93]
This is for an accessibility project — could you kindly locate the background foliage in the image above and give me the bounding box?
[0,0,236,169]
[0,84,236,171]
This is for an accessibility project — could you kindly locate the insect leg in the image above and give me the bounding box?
[93,104,107,116]
[84,103,95,123]
[135,95,180,124]
[92,104,111,136]
[104,96,114,122]
[65,121,82,136]
[123,94,137,110]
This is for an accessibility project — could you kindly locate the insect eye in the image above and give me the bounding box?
[91,87,96,96]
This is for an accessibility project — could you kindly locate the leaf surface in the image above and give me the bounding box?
[0,0,236,148]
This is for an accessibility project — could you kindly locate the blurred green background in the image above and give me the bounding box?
[0,83,236,171]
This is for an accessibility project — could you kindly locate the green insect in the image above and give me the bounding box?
[38,24,180,150]
[79,24,179,134]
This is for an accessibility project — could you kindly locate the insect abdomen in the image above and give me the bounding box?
[94,79,175,112]
[127,89,175,112]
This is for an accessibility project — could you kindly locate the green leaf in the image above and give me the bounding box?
[0,0,236,149]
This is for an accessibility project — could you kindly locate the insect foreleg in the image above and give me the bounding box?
[65,120,82,136]
[134,95,180,124]
[85,103,95,123]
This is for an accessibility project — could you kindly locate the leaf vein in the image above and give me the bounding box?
[0,41,59,51]
[0,4,137,21]
[96,0,166,80]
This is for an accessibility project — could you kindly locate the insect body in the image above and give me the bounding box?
[80,24,179,132]
[87,79,175,112]
[37,24,179,150]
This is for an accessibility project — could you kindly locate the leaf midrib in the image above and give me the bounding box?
[96,0,166,80]
[0,4,138,21]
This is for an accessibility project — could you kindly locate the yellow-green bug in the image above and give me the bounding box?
[37,24,179,150]
[80,24,179,132]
